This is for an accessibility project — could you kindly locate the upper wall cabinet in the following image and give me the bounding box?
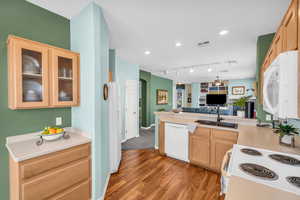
[274,26,284,56]
[50,49,79,107]
[283,0,298,51]
[261,0,298,71]
[8,35,80,109]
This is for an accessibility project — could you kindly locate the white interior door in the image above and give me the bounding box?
[125,80,139,140]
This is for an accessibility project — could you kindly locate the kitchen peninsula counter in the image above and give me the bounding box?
[155,111,300,200]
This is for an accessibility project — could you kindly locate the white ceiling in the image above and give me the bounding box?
[27,0,290,83]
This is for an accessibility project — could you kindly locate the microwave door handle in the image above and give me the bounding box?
[263,73,275,114]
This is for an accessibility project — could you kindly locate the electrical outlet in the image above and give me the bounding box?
[56,117,62,126]
[266,114,272,121]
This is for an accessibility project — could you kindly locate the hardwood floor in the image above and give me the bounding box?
[105,149,225,200]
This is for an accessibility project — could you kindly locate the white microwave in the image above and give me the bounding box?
[263,51,298,119]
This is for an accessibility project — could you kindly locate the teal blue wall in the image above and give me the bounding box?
[192,83,200,107]
[71,3,109,199]
[228,78,256,99]
[109,49,116,81]
[115,56,139,140]
[0,0,71,199]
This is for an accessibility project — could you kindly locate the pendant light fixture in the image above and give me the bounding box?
[214,75,222,86]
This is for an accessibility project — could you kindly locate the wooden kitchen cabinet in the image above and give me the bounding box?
[8,35,80,109]
[9,143,91,200]
[189,132,210,167]
[283,0,298,51]
[159,121,165,155]
[210,129,238,171]
[8,36,50,109]
[50,48,80,107]
[261,0,298,70]
[274,26,284,56]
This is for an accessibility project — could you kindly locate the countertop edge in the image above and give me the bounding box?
[6,140,91,162]
[6,127,92,162]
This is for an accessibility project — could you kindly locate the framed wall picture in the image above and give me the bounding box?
[232,86,245,95]
[157,89,168,105]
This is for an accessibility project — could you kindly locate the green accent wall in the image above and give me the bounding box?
[150,74,173,123]
[0,0,71,199]
[140,70,173,126]
[256,33,275,121]
[140,70,151,127]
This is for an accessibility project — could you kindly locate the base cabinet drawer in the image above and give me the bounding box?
[9,143,91,200]
[21,144,90,180]
[22,159,90,200]
[53,180,91,200]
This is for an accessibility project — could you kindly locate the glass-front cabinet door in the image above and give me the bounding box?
[50,49,79,106]
[8,36,49,109]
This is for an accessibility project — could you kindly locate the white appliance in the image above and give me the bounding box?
[263,51,298,118]
[108,82,122,173]
[165,123,189,162]
[220,149,232,195]
[125,80,139,140]
[230,144,300,196]
[263,63,279,115]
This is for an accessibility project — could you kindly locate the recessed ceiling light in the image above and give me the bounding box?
[175,42,182,47]
[144,50,151,55]
[219,30,229,36]
[189,68,194,73]
[208,68,212,72]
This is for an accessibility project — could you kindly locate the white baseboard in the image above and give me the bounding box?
[141,124,155,130]
[97,173,111,200]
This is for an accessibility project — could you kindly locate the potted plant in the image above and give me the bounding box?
[274,123,299,147]
[232,96,251,118]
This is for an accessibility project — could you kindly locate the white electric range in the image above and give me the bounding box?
[229,144,300,196]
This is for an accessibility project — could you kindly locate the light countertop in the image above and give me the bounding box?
[155,111,300,199]
[6,127,91,162]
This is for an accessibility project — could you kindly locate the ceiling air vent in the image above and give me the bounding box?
[197,41,210,47]
[220,70,229,73]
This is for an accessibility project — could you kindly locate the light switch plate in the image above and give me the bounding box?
[56,117,62,126]
[266,114,271,121]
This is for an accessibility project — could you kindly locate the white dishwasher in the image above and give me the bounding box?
[165,123,189,162]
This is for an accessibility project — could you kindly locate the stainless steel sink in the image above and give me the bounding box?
[195,120,238,129]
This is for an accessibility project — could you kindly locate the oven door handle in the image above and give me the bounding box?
[221,149,232,176]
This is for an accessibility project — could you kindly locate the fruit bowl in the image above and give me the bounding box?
[41,127,65,141]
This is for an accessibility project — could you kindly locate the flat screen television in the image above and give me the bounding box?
[206,94,227,105]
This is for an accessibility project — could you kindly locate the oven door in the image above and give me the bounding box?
[220,149,232,195]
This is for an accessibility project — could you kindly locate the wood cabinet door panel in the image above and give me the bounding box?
[193,127,211,138]
[8,36,50,109]
[283,1,297,51]
[211,139,235,171]
[189,135,210,167]
[21,144,90,180]
[50,49,80,107]
[274,27,284,56]
[22,158,90,200]
[211,129,238,142]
